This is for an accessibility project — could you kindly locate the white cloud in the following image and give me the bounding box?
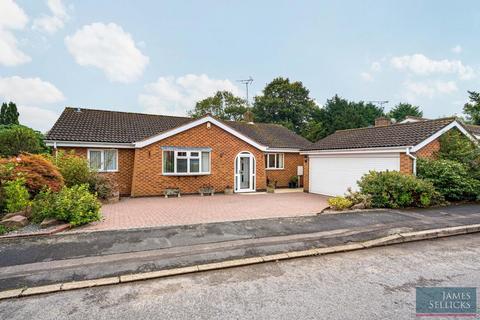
[65,23,149,83]
[33,0,69,34]
[0,76,64,132]
[360,72,373,82]
[0,0,30,66]
[18,105,59,132]
[138,74,241,115]
[451,45,462,54]
[391,54,474,80]
[403,80,458,100]
[371,62,381,72]
[0,76,65,104]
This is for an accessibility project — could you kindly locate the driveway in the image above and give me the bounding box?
[78,192,330,232]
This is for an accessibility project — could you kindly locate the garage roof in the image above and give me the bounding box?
[304,117,468,151]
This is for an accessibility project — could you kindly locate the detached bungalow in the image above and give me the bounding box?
[45,108,311,196]
[302,117,478,196]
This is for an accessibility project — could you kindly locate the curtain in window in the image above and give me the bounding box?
[201,152,210,172]
[104,150,117,171]
[89,150,102,170]
[163,151,175,173]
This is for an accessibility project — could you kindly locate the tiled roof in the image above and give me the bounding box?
[304,117,457,151]
[46,107,312,149]
[466,124,480,135]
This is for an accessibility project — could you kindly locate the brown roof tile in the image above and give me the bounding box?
[304,117,457,151]
[46,107,311,149]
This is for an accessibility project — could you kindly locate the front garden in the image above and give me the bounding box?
[328,130,480,211]
[0,123,116,235]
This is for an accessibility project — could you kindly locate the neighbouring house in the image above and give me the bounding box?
[45,108,312,196]
[301,117,478,196]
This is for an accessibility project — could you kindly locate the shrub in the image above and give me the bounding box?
[437,129,480,179]
[31,184,101,226]
[51,151,92,187]
[89,174,117,200]
[345,188,372,208]
[357,171,443,208]
[0,154,64,195]
[0,225,14,235]
[49,151,116,200]
[417,158,480,201]
[0,125,47,157]
[328,196,353,210]
[3,178,30,213]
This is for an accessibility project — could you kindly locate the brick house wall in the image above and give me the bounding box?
[56,147,135,196]
[130,122,267,196]
[266,153,304,188]
[303,156,309,192]
[399,138,441,174]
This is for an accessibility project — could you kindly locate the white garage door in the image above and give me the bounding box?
[309,153,400,196]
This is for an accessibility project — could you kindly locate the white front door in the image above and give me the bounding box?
[235,152,256,192]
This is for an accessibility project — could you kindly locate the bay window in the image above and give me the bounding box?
[265,153,284,169]
[163,148,211,175]
[88,149,118,172]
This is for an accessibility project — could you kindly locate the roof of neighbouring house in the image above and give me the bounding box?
[466,124,480,135]
[303,117,463,151]
[45,107,312,149]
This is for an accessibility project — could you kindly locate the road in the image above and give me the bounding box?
[1,234,478,320]
[2,204,480,290]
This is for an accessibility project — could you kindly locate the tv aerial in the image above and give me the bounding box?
[237,77,254,105]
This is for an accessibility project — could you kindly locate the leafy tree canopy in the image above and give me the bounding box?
[189,91,249,121]
[387,103,423,122]
[252,77,317,134]
[463,91,480,125]
[0,102,19,126]
[0,125,48,157]
[305,95,385,141]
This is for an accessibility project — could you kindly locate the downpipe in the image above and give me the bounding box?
[406,147,417,175]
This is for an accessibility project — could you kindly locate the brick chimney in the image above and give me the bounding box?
[375,117,392,127]
[243,110,254,123]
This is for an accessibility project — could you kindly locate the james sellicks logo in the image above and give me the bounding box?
[416,287,477,317]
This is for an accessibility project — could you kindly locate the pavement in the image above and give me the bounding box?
[78,192,329,231]
[1,234,478,320]
[1,203,480,291]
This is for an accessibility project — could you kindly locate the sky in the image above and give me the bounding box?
[1,0,480,132]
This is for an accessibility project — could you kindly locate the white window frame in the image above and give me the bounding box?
[163,149,211,176]
[87,149,118,172]
[265,153,284,170]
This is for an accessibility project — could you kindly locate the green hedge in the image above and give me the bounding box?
[417,158,480,201]
[357,170,443,208]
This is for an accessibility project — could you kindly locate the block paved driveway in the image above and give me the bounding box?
[77,192,330,232]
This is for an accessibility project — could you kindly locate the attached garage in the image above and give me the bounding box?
[309,153,400,196]
[302,118,478,197]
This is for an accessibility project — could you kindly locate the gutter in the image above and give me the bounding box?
[406,147,417,175]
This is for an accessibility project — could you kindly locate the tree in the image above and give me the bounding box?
[252,77,317,134]
[0,125,48,157]
[387,103,423,122]
[0,102,20,125]
[189,91,249,121]
[463,91,480,125]
[306,95,385,141]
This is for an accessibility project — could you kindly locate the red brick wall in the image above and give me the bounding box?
[130,122,267,196]
[416,139,440,159]
[400,138,441,174]
[56,147,135,196]
[265,153,304,188]
[303,156,309,192]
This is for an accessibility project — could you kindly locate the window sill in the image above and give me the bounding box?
[266,168,285,171]
[97,170,119,173]
[163,173,211,176]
